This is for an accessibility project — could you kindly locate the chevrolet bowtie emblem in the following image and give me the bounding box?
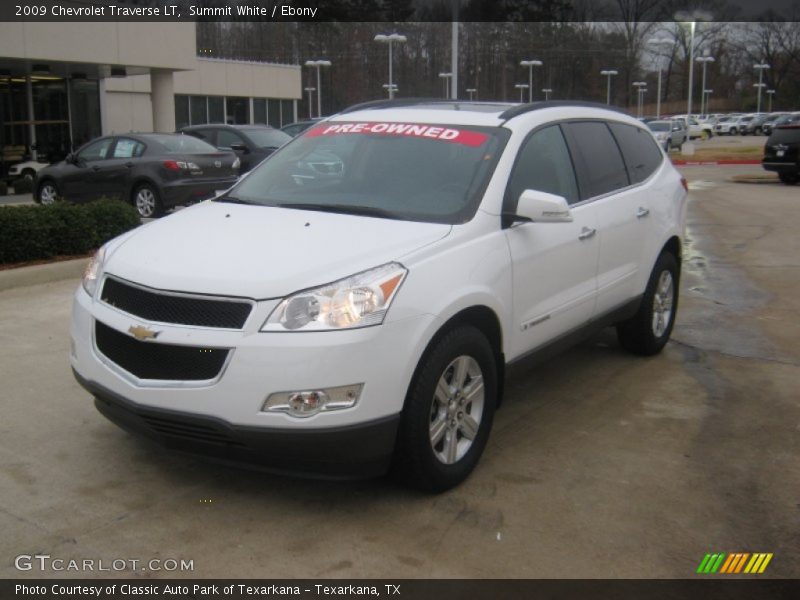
[128,325,160,341]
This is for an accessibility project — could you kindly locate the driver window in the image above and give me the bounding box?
[507,125,579,208]
[78,138,113,162]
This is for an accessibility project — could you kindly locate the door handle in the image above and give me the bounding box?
[636,207,650,219]
[92,165,101,171]
[578,227,596,241]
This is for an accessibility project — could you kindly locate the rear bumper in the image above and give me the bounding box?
[762,160,798,173]
[160,177,238,208]
[73,369,400,480]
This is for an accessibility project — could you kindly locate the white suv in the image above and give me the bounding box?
[71,100,687,491]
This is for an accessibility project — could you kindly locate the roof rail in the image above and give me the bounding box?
[499,100,631,120]
[338,98,466,114]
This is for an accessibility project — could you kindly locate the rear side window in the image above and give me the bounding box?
[506,125,579,206]
[112,138,145,159]
[608,123,663,184]
[769,127,800,144]
[562,121,629,199]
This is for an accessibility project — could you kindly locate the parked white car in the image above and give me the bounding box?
[672,115,714,139]
[5,159,49,184]
[71,100,687,491]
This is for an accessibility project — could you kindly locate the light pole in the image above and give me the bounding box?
[633,81,647,118]
[695,56,715,116]
[542,88,552,101]
[676,11,713,120]
[703,89,713,113]
[303,87,316,118]
[600,69,618,105]
[754,63,770,113]
[304,59,331,118]
[520,59,543,103]
[647,37,672,118]
[438,72,453,99]
[766,88,775,112]
[514,83,529,102]
[374,33,406,100]
[466,88,477,101]
[382,83,398,97]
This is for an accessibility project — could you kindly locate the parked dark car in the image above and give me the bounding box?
[280,119,323,137]
[180,124,291,173]
[761,113,788,136]
[35,134,239,218]
[763,125,800,185]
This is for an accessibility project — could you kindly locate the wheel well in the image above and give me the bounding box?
[129,178,158,200]
[661,236,682,273]
[409,306,506,409]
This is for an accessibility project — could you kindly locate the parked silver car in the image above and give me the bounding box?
[647,120,687,151]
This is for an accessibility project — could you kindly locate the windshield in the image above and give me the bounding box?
[648,122,670,132]
[244,129,292,149]
[224,121,509,224]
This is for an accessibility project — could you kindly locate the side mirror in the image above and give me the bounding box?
[229,142,249,154]
[65,153,76,164]
[505,189,573,226]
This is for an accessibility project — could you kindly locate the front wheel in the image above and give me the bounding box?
[617,252,679,356]
[37,180,59,205]
[701,130,711,140]
[132,183,163,218]
[393,326,497,492]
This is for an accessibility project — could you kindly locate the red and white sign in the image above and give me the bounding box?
[306,122,489,147]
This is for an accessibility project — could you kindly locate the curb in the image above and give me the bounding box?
[0,257,89,292]
[672,159,762,166]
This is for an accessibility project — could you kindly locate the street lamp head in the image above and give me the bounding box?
[601,69,618,76]
[514,83,529,89]
[438,72,453,79]
[466,88,477,93]
[542,88,552,93]
[766,89,775,94]
[633,81,646,87]
[375,33,407,43]
[520,60,543,67]
[754,63,770,70]
[753,83,766,88]
[305,59,332,67]
[696,56,715,63]
[303,87,316,92]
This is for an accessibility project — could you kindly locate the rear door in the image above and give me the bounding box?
[98,137,145,199]
[505,124,600,358]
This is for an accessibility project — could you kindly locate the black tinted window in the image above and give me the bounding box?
[507,125,579,206]
[609,123,663,184]
[769,127,800,144]
[563,121,629,199]
[217,129,245,148]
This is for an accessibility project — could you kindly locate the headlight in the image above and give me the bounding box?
[82,246,107,297]
[262,263,407,332]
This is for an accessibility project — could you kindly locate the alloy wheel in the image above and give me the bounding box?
[652,270,674,338]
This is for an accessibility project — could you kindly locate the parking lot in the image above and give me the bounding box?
[1,164,798,579]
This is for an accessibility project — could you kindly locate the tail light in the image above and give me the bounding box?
[680,177,688,192]
[163,160,181,171]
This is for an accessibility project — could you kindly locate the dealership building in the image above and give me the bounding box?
[0,21,301,166]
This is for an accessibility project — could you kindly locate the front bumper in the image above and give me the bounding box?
[74,370,399,478]
[160,177,238,208]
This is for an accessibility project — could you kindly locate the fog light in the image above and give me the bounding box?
[262,384,363,418]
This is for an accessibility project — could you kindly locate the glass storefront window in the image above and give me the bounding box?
[226,96,249,124]
[281,100,294,126]
[208,96,224,123]
[190,95,207,125]
[175,95,190,130]
[267,99,281,128]
[253,99,267,124]
[69,78,100,150]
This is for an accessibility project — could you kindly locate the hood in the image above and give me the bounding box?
[104,201,451,298]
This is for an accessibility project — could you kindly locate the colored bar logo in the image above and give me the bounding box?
[697,552,773,574]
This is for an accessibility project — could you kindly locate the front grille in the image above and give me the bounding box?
[95,320,229,381]
[140,414,244,447]
[101,277,252,329]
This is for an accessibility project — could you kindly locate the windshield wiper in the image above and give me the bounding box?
[277,203,401,219]
[213,195,255,205]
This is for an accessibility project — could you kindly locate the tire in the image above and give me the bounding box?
[701,130,711,140]
[132,183,163,218]
[36,180,59,205]
[616,252,679,356]
[730,127,737,135]
[778,172,799,185]
[393,325,497,492]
